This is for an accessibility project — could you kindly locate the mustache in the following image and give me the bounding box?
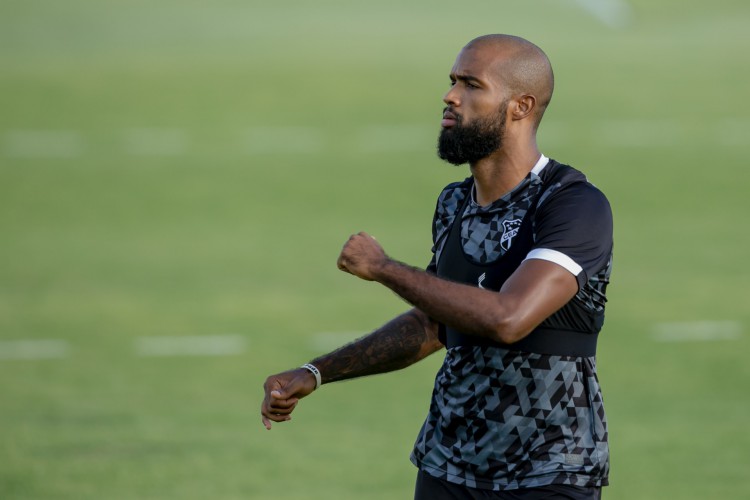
[443,107,462,122]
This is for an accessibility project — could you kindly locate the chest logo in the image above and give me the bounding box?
[500,219,522,251]
[478,272,486,289]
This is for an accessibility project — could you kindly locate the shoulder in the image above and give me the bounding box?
[538,161,612,217]
[534,161,613,254]
[434,177,472,217]
[532,162,613,283]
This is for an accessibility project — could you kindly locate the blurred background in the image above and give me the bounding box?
[1,0,749,498]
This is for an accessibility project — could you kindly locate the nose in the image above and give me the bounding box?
[443,86,459,107]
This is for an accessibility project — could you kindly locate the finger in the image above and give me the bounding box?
[263,412,291,423]
[261,401,273,423]
[267,405,297,416]
[261,403,293,423]
[262,397,296,415]
[269,397,299,410]
[271,396,298,406]
[269,389,291,402]
[262,416,272,430]
[338,258,351,273]
[269,387,301,403]
[269,399,298,412]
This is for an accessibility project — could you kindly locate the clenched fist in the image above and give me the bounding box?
[337,232,388,281]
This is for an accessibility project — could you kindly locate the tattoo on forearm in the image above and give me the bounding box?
[311,310,437,384]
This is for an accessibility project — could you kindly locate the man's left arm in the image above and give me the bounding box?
[337,232,577,345]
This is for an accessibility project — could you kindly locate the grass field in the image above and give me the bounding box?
[2,0,750,498]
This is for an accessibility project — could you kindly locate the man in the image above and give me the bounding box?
[261,34,612,500]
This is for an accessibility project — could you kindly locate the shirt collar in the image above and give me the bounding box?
[530,154,549,176]
[469,154,549,208]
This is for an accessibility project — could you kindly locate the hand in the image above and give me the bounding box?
[337,232,388,281]
[261,368,317,430]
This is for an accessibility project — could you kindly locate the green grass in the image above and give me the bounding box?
[2,0,750,498]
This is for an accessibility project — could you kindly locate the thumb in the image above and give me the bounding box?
[270,388,291,400]
[270,376,306,401]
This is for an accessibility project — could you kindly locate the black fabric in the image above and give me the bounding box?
[411,158,611,491]
[415,470,602,500]
[436,161,599,356]
[532,182,613,290]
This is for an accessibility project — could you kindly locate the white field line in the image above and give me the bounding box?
[355,124,434,152]
[244,126,325,154]
[122,128,189,156]
[3,130,84,158]
[0,340,70,360]
[136,334,246,357]
[652,321,742,342]
[3,118,744,159]
[310,332,365,352]
[572,0,633,28]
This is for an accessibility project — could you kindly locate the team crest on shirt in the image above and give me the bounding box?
[500,219,522,251]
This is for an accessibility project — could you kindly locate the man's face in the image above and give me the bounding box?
[437,45,510,166]
[438,102,508,166]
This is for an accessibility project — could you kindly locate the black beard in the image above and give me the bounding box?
[437,106,506,166]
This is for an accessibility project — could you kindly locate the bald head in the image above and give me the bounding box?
[464,35,554,128]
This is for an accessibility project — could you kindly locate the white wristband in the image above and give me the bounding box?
[301,363,322,390]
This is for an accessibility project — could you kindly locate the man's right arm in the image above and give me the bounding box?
[261,308,443,429]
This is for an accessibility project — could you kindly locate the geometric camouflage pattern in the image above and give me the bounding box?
[431,172,544,265]
[411,346,610,490]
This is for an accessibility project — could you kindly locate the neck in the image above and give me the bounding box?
[469,139,541,206]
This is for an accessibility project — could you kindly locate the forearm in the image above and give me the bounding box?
[336,231,578,346]
[374,260,519,342]
[310,308,442,384]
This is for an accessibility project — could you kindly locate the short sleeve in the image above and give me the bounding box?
[526,182,613,289]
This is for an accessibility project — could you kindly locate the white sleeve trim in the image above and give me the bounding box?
[525,248,583,276]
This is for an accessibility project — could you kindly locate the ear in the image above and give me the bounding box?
[510,94,536,121]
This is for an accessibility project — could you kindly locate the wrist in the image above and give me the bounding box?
[301,363,321,390]
[373,256,397,282]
